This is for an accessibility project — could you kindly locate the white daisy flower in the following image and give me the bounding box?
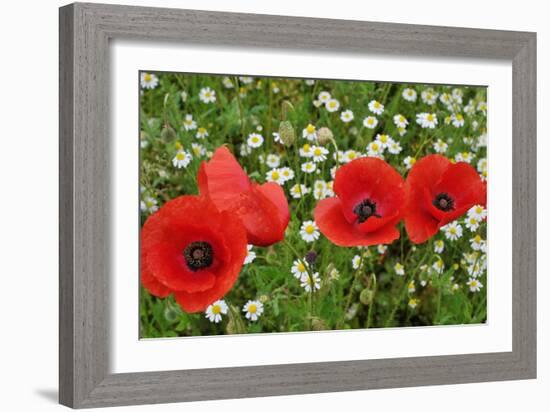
[343,149,360,163]
[403,156,416,170]
[266,168,285,185]
[408,298,419,309]
[313,180,328,200]
[242,300,264,321]
[366,141,384,157]
[205,300,228,323]
[299,143,314,158]
[387,140,402,155]
[368,100,384,115]
[318,91,331,103]
[402,88,417,102]
[239,76,253,84]
[421,88,438,105]
[352,255,363,270]
[375,133,393,148]
[452,88,464,102]
[397,126,407,137]
[300,272,321,292]
[291,259,309,279]
[434,239,445,254]
[266,154,281,168]
[301,161,317,174]
[182,114,197,131]
[451,113,465,128]
[311,145,329,162]
[180,91,188,102]
[199,87,216,104]
[477,101,487,115]
[140,196,158,214]
[340,109,354,123]
[393,114,409,128]
[279,167,295,182]
[439,93,452,106]
[470,235,486,251]
[416,112,438,129]
[172,150,192,168]
[325,98,340,112]
[466,278,483,293]
[191,143,206,157]
[247,133,264,148]
[244,245,256,264]
[222,76,234,88]
[140,72,159,89]
[408,281,416,294]
[465,216,480,232]
[477,158,488,174]
[195,127,208,139]
[377,245,388,254]
[467,205,487,221]
[394,262,405,276]
[433,139,448,154]
[442,222,463,241]
[363,116,378,129]
[455,152,473,163]
[432,259,445,275]
[240,143,252,157]
[300,220,320,242]
[302,124,317,141]
[290,184,310,199]
[305,79,315,86]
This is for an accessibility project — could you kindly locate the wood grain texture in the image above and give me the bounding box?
[59,2,537,408]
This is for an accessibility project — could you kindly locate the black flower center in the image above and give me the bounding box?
[183,241,213,271]
[353,199,380,223]
[433,193,455,212]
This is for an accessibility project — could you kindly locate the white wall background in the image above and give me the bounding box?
[0,0,546,411]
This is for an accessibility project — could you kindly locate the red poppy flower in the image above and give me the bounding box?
[404,154,487,244]
[140,195,248,313]
[314,157,406,246]
[198,146,290,246]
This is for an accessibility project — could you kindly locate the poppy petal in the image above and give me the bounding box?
[314,197,400,247]
[198,146,251,204]
[334,157,405,222]
[255,182,290,231]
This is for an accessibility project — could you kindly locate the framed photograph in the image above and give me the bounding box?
[59,2,536,408]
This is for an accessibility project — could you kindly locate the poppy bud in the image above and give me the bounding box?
[317,127,334,146]
[305,250,318,266]
[160,124,177,142]
[360,289,375,305]
[311,318,328,331]
[278,120,296,147]
[163,305,180,323]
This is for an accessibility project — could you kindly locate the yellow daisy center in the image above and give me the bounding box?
[144,73,152,81]
[305,225,315,234]
[248,304,257,314]
[306,124,315,134]
[212,305,221,315]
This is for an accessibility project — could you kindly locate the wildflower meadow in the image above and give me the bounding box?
[139,72,488,338]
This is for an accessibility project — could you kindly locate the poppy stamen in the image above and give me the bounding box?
[433,193,455,212]
[353,199,381,223]
[184,241,213,271]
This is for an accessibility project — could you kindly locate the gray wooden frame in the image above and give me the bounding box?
[59,2,536,408]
